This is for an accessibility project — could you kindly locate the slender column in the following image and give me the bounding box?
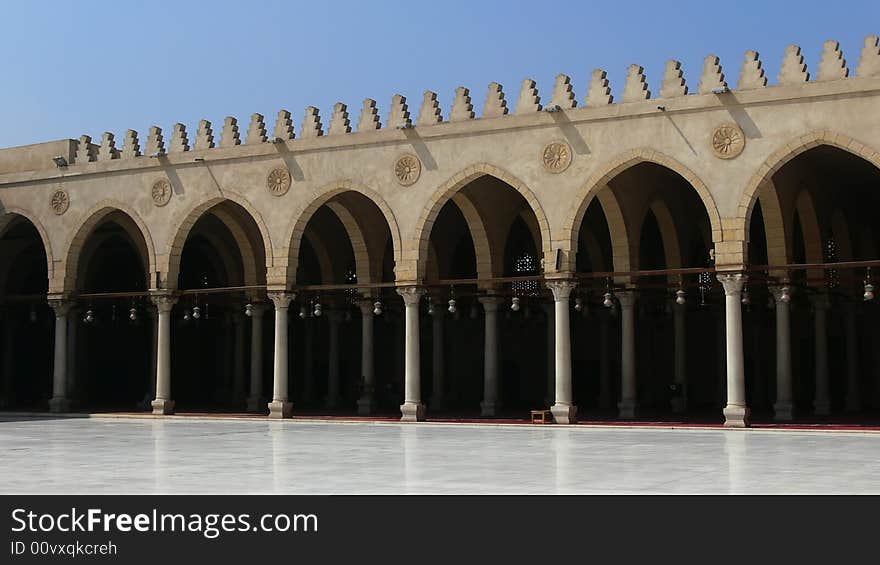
[598,309,612,409]
[671,298,687,413]
[479,297,504,417]
[232,312,246,404]
[148,306,159,399]
[47,299,73,413]
[246,302,267,412]
[617,291,638,419]
[325,310,342,409]
[65,308,78,405]
[430,299,445,411]
[398,286,426,422]
[543,303,555,406]
[844,302,860,412]
[718,274,749,427]
[302,319,315,404]
[771,286,794,421]
[267,292,294,418]
[548,280,577,424]
[357,300,376,415]
[0,314,13,408]
[150,293,178,415]
[810,294,831,416]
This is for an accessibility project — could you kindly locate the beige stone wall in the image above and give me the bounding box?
[1,39,879,294]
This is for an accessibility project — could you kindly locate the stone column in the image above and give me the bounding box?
[548,280,577,424]
[148,306,159,399]
[65,309,78,404]
[617,291,638,419]
[718,274,749,427]
[150,293,177,415]
[810,294,831,416]
[0,314,14,408]
[844,302,860,412]
[48,299,73,413]
[598,309,612,410]
[232,312,246,405]
[357,300,375,415]
[398,286,426,422]
[246,302,267,412]
[325,310,342,409]
[430,299,445,411]
[771,286,794,421]
[302,320,315,404]
[543,303,555,406]
[671,298,687,413]
[479,297,504,417]
[267,292,294,419]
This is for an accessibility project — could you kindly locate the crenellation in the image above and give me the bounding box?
[328,103,352,135]
[816,40,849,81]
[622,64,650,102]
[387,94,411,129]
[246,113,268,144]
[169,123,190,153]
[195,120,215,150]
[97,132,118,161]
[515,78,542,114]
[418,91,442,126]
[482,82,508,118]
[75,135,97,164]
[659,60,688,98]
[301,106,323,138]
[550,74,577,109]
[358,99,381,131]
[585,69,613,106]
[450,87,475,122]
[779,45,810,85]
[856,34,880,77]
[120,129,141,159]
[146,126,165,156]
[220,117,241,148]
[738,50,767,90]
[697,55,727,94]
[273,110,295,140]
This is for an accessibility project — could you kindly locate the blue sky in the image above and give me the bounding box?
[1,0,877,148]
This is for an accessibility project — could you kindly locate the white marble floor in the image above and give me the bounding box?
[1,416,878,494]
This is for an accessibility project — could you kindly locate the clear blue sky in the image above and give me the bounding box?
[1,0,877,148]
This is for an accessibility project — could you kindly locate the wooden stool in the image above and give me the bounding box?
[531,409,553,424]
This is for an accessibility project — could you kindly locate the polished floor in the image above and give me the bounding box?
[1,416,878,494]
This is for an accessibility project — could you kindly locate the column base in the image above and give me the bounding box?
[551,403,577,424]
[773,401,794,421]
[480,400,498,418]
[246,396,266,413]
[267,400,293,419]
[813,399,831,416]
[723,404,750,428]
[151,398,174,416]
[430,397,446,412]
[49,397,70,413]
[356,396,375,416]
[617,399,638,420]
[399,402,426,422]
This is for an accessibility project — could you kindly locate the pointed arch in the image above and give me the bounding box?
[409,163,551,281]
[0,207,54,281]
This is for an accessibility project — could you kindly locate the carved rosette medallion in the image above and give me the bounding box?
[267,167,292,196]
[394,154,421,186]
[711,123,745,159]
[541,141,572,173]
[50,189,69,215]
[151,179,172,207]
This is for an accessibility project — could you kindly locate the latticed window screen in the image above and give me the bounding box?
[824,238,839,289]
[511,253,539,295]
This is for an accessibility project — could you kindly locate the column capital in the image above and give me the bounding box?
[357,299,375,316]
[267,291,295,310]
[478,296,505,312]
[717,273,747,296]
[150,292,178,313]
[546,279,577,301]
[617,290,638,309]
[47,298,74,317]
[770,285,793,303]
[396,286,426,306]
[326,309,345,323]
[808,292,830,311]
[247,300,269,318]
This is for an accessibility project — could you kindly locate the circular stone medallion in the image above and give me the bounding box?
[151,179,172,207]
[267,167,292,196]
[394,154,421,186]
[711,123,745,159]
[50,189,69,215]
[541,141,572,173]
